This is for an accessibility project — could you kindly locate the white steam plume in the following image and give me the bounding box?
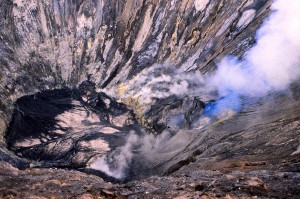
[115,64,206,104]
[90,131,138,179]
[92,0,300,179]
[115,0,300,108]
[210,0,300,97]
[90,129,173,179]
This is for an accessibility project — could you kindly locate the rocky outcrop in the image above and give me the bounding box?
[0,0,300,198]
[1,160,299,198]
[0,0,271,135]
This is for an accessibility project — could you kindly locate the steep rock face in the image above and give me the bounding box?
[0,0,271,137]
[1,0,300,198]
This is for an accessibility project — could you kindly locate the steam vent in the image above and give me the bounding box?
[0,0,300,198]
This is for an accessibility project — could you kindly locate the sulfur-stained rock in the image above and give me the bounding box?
[0,0,299,198]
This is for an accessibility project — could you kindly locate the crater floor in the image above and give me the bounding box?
[0,0,300,198]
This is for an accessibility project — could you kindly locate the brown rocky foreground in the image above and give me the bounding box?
[0,0,299,198]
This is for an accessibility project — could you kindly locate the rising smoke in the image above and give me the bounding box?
[115,64,206,104]
[90,130,173,179]
[92,0,300,179]
[210,0,300,97]
[90,131,138,179]
[206,0,300,117]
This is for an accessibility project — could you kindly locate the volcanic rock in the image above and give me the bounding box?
[0,0,299,198]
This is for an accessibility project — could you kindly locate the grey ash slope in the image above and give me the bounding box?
[0,0,270,131]
[0,0,300,198]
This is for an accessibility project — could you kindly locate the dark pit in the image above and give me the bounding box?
[5,80,145,180]
[1,0,300,197]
